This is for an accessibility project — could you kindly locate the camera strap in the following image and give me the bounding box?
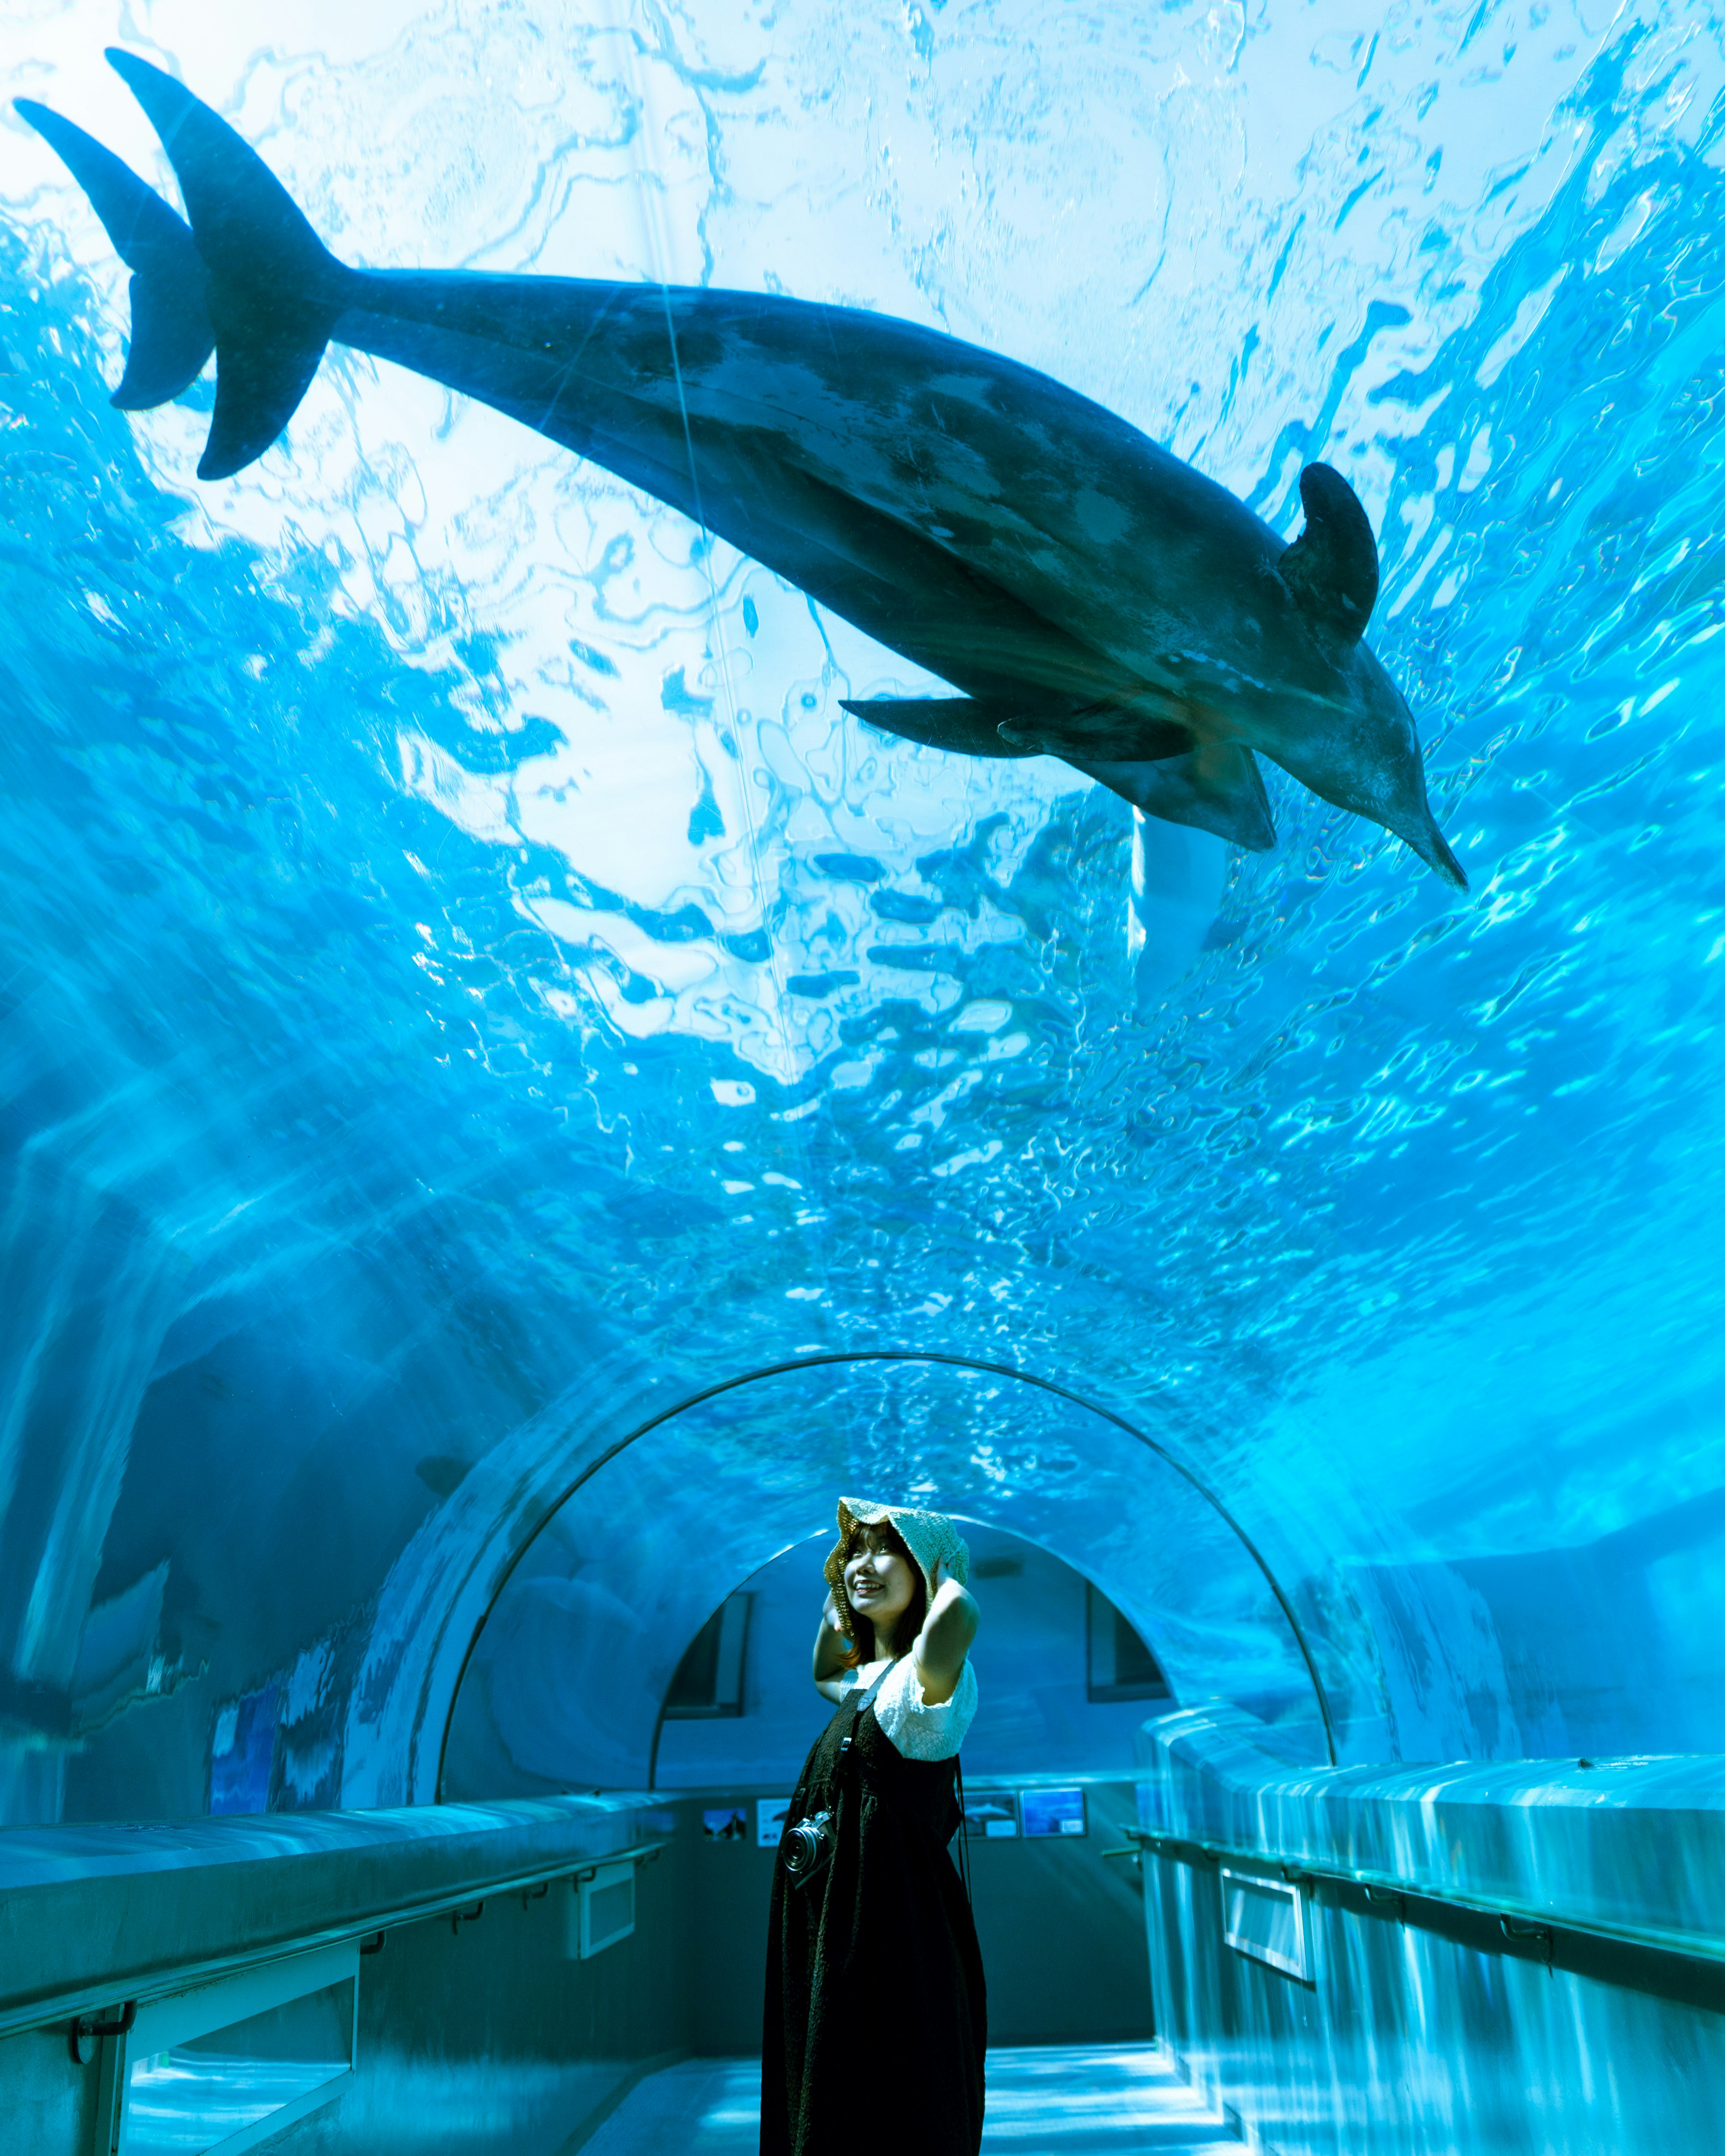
[954,1754,974,1907]
[836,1663,895,1760]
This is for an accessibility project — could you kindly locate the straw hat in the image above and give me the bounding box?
[834,1495,971,1600]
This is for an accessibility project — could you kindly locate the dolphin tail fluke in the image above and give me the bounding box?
[1060,743,1277,853]
[104,50,348,481]
[14,100,215,410]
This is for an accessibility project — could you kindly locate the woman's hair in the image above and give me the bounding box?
[824,1515,928,1667]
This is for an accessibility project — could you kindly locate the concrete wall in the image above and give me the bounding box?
[2,1807,694,2156]
[1141,1707,1725,2154]
[3,1852,693,2156]
[1146,1845,1725,2156]
[3,1780,1153,2154]
[278,1833,694,2156]
[964,1782,1154,2047]
[1,2018,101,2156]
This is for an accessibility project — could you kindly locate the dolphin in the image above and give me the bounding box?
[19,53,1466,887]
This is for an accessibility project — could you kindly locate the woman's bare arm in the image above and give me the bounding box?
[911,1566,979,1705]
[813,1590,854,1704]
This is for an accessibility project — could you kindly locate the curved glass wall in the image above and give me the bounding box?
[438,1358,1332,1800]
[0,3,1722,1831]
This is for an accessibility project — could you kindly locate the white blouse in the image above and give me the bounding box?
[841,1654,978,1761]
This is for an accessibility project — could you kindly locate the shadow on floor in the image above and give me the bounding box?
[579,2044,1238,2152]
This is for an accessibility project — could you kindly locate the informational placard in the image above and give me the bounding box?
[757,1796,793,1848]
[702,1806,748,1841]
[962,1789,1019,1838]
[1021,1787,1087,1838]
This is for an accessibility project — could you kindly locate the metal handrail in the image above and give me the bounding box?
[1128,1828,1724,1970]
[5,1839,669,2046]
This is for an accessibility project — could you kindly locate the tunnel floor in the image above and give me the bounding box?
[581,2043,1239,2151]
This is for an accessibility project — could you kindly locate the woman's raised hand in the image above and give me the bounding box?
[911,1557,978,1706]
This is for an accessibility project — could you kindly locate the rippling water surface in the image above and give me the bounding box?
[4,0,1725,1816]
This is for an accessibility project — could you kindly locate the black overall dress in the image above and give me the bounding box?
[760,1666,987,2155]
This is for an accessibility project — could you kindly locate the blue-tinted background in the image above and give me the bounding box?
[1,0,1723,1828]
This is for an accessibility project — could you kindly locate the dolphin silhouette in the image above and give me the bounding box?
[19,53,1466,887]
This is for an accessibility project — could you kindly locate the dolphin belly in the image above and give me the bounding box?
[339,273,1152,720]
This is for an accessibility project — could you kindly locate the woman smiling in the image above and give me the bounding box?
[761,1497,986,2156]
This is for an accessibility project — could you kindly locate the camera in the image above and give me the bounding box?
[780,1807,838,1888]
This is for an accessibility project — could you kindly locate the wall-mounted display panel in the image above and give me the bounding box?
[964,1790,1020,1839]
[1021,1787,1087,1838]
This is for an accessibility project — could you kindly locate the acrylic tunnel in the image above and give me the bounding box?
[3,3,1725,2152]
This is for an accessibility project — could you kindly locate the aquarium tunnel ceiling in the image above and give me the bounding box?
[3,0,1725,1827]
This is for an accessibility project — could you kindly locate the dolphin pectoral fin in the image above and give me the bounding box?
[998,714,1195,764]
[104,51,347,481]
[997,700,1194,764]
[846,694,1203,778]
[14,101,214,410]
[840,697,1042,759]
[1278,463,1379,645]
[1061,742,1276,852]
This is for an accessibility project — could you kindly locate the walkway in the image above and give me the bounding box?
[579,2044,1239,2152]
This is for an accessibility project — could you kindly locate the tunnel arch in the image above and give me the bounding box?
[432,1350,1340,1800]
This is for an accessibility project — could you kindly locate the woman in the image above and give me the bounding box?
[761,1496,986,2156]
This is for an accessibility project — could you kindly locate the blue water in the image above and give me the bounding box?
[2,2,1725,1826]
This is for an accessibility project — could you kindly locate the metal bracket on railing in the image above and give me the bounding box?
[450,1900,485,1932]
[1362,1884,1407,1921]
[1100,1844,1143,1866]
[521,1881,550,1909]
[70,1999,135,2066]
[1500,1914,1554,1970]
[1123,1828,1189,1862]
[574,1842,664,1889]
[358,1931,387,1957]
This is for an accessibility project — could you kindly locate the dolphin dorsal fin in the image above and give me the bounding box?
[1277,462,1379,644]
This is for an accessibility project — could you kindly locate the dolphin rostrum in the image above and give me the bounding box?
[20,53,1466,887]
